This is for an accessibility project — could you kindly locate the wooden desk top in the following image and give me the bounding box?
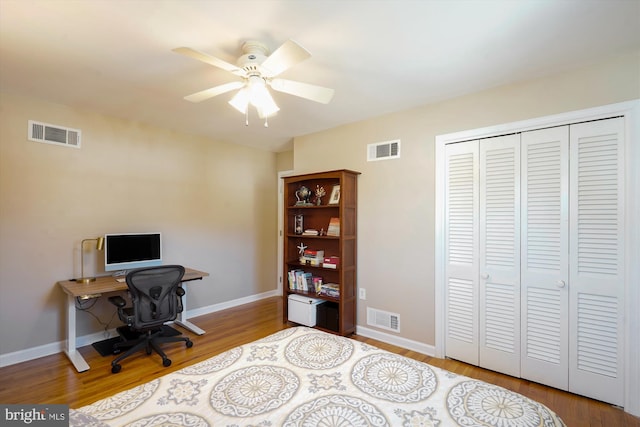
[58,267,209,297]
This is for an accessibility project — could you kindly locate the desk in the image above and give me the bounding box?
[58,267,209,372]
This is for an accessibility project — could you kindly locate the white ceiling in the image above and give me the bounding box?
[1,0,639,152]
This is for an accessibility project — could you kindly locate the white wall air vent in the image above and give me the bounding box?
[367,139,400,161]
[367,307,400,332]
[28,120,81,148]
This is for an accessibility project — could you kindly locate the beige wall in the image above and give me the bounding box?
[0,93,278,355]
[293,51,640,346]
[276,150,294,172]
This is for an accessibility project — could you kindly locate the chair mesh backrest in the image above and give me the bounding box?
[125,265,185,329]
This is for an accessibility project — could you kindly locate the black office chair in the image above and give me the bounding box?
[108,265,193,373]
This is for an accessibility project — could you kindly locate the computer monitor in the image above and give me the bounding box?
[104,232,162,273]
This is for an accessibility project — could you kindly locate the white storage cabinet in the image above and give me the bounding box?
[288,294,324,327]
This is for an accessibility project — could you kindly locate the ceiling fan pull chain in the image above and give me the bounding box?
[245,109,249,126]
[264,116,269,128]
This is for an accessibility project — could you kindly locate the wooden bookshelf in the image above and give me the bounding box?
[282,169,359,336]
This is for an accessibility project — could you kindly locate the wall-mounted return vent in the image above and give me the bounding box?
[367,139,400,161]
[367,307,400,332]
[28,120,81,148]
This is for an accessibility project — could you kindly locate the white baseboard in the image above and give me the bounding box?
[355,325,435,356]
[187,290,280,318]
[0,290,280,368]
[0,329,120,368]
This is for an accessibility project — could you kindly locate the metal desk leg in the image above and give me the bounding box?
[174,284,205,335]
[64,294,89,372]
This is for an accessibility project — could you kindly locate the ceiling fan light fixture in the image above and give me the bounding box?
[249,77,279,117]
[229,78,280,120]
[228,88,250,114]
[255,92,280,119]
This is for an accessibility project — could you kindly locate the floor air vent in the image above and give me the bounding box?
[28,120,81,148]
[367,307,400,332]
[367,139,400,161]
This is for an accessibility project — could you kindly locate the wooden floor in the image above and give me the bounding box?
[0,296,637,426]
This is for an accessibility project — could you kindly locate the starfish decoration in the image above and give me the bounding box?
[297,242,307,255]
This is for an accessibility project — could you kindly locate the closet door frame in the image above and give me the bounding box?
[434,99,640,417]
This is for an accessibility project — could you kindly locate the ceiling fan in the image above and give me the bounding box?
[173,40,334,126]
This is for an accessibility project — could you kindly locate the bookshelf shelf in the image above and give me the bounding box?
[287,205,339,209]
[282,169,359,336]
[287,289,340,303]
[287,261,340,270]
[285,234,340,240]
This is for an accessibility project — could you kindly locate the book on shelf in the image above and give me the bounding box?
[302,272,314,291]
[288,269,323,292]
[322,256,340,269]
[318,282,339,298]
[288,269,302,290]
[302,229,319,236]
[327,217,340,237]
[312,276,323,293]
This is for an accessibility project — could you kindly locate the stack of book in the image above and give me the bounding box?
[322,256,340,269]
[318,283,339,298]
[300,249,324,266]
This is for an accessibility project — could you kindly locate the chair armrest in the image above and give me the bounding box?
[175,286,185,314]
[108,295,127,308]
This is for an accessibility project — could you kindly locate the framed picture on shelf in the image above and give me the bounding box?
[294,214,304,235]
[328,185,341,205]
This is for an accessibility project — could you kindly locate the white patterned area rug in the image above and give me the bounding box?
[70,326,566,426]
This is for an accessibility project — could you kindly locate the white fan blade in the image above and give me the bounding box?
[260,40,311,77]
[184,81,245,103]
[173,47,245,76]
[270,79,334,104]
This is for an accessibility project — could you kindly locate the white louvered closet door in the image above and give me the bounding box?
[569,117,625,406]
[479,135,521,377]
[442,116,626,406]
[520,126,569,390]
[444,140,479,365]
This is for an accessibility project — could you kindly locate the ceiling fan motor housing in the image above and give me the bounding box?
[237,41,268,74]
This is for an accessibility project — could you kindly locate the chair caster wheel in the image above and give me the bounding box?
[186,340,193,348]
[163,358,172,367]
[111,364,121,374]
